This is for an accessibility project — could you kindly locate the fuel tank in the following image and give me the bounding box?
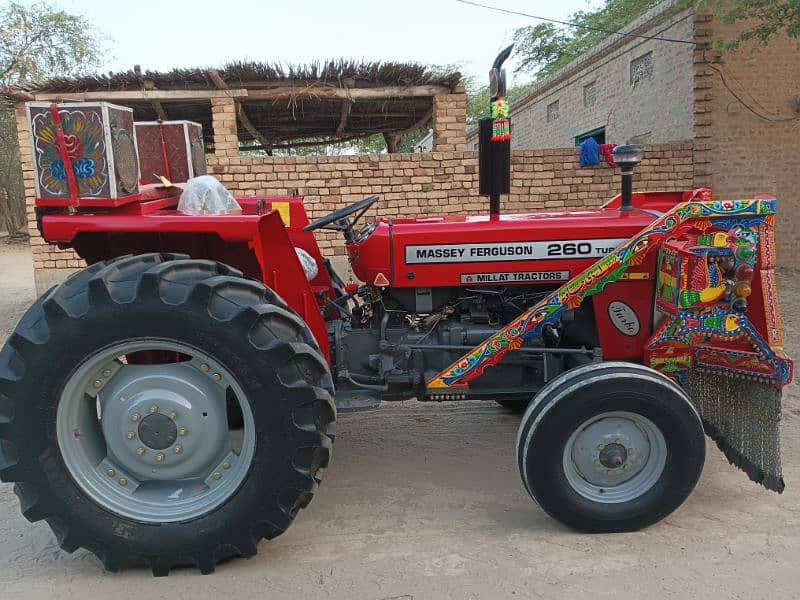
[348,206,664,289]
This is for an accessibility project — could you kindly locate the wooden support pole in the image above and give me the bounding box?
[335,98,352,136]
[151,100,168,120]
[383,132,399,153]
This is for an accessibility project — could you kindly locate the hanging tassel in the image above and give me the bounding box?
[490,96,511,142]
[685,369,784,492]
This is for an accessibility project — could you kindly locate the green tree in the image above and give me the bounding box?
[701,0,800,49]
[0,2,106,240]
[512,0,662,80]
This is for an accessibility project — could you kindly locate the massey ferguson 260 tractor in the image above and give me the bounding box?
[0,49,792,575]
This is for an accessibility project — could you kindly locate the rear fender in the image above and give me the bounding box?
[251,211,330,361]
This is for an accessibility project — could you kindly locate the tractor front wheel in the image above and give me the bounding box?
[516,362,705,532]
[0,254,335,575]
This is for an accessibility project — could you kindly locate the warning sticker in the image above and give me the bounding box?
[460,271,570,284]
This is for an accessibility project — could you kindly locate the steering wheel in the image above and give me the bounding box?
[304,194,380,234]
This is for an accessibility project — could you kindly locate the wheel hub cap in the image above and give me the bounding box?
[56,340,256,523]
[563,411,667,504]
[599,442,628,469]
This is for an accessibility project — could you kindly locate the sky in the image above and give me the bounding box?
[50,0,601,86]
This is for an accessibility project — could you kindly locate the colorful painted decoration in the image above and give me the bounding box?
[31,108,108,197]
[490,96,511,142]
[427,195,791,389]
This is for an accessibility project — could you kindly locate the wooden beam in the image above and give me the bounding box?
[2,87,34,101]
[206,68,228,91]
[30,89,246,101]
[237,104,273,151]
[246,84,447,101]
[398,108,433,135]
[24,84,445,103]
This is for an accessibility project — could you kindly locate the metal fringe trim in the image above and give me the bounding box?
[685,369,784,493]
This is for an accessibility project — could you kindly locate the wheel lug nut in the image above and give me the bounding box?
[118,478,127,486]
[200,363,210,372]
[156,452,165,462]
[150,404,159,413]
[211,373,222,382]
[623,463,630,470]
[179,426,188,436]
[169,410,178,420]
[102,369,112,377]
[126,431,136,440]
[131,412,141,422]
[174,445,183,454]
[628,448,635,455]
[137,447,146,455]
[93,380,102,389]
[607,469,613,475]
[106,468,115,477]
[212,472,221,480]
[223,462,231,470]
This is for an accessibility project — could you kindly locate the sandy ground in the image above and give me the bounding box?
[0,241,799,599]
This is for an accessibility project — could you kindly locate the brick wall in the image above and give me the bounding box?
[693,13,800,258]
[432,84,467,151]
[206,142,695,257]
[17,124,693,290]
[485,2,696,150]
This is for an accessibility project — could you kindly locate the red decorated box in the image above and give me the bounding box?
[134,120,206,184]
[26,102,140,205]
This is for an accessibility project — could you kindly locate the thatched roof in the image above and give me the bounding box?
[6,61,462,150]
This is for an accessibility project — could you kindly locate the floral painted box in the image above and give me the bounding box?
[26,101,141,204]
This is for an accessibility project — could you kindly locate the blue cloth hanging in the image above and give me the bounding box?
[579,137,601,167]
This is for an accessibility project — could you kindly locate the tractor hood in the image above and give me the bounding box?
[348,205,664,288]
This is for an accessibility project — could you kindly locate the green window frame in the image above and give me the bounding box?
[575,127,606,147]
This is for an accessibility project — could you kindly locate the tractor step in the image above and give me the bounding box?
[334,388,381,412]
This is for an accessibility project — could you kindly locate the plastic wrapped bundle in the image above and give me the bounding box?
[178,175,242,215]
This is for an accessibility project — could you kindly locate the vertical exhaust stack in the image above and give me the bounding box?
[612,144,644,211]
[479,45,513,219]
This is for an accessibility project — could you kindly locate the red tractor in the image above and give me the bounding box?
[0,50,791,575]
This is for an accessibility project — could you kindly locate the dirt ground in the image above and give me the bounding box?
[0,241,799,599]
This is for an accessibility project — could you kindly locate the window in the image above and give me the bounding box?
[547,100,560,123]
[575,127,606,146]
[630,52,654,88]
[583,82,597,107]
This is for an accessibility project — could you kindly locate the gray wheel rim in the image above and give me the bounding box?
[56,339,256,523]
[562,411,667,504]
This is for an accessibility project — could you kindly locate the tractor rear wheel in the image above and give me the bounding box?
[0,253,336,575]
[516,362,704,532]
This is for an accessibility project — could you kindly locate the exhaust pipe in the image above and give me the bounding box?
[479,44,513,218]
[612,144,643,211]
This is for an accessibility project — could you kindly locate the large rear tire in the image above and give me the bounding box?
[516,362,704,532]
[0,253,336,575]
